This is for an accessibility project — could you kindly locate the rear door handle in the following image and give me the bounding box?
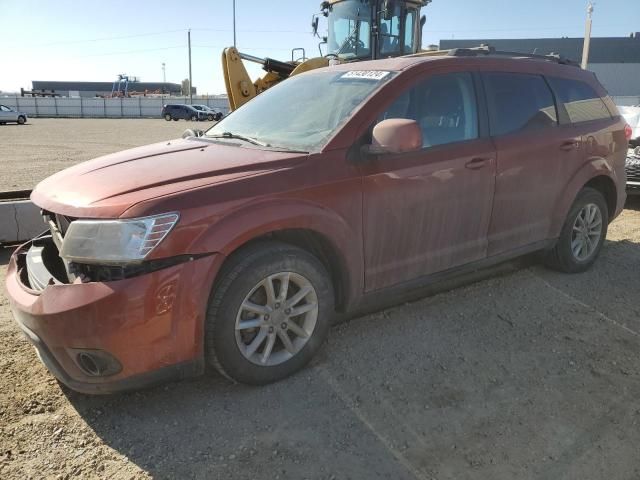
[465,158,488,170]
[560,139,580,151]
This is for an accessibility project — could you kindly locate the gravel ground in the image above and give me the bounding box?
[1,119,640,479]
[0,118,204,191]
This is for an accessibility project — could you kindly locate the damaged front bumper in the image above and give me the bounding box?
[5,238,222,394]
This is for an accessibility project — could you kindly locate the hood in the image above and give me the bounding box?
[31,138,305,218]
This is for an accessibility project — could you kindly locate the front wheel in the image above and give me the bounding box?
[544,187,608,273]
[190,114,197,121]
[207,113,214,121]
[17,116,26,125]
[164,113,172,121]
[205,242,334,385]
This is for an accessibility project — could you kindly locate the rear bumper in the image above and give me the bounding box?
[5,241,223,394]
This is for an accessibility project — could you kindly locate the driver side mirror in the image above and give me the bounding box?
[361,119,422,156]
[311,16,320,37]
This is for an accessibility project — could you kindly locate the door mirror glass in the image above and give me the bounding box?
[364,119,422,155]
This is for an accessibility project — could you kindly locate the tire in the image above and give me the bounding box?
[190,115,197,121]
[215,113,223,121]
[172,118,179,121]
[164,114,172,121]
[17,116,26,125]
[544,187,608,273]
[207,114,214,121]
[205,241,334,385]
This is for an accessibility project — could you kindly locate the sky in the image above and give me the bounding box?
[0,0,638,95]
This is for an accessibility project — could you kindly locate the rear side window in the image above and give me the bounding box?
[483,72,557,137]
[379,72,478,148]
[547,77,611,123]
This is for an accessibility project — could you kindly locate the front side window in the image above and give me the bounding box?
[378,72,478,148]
[207,70,392,152]
[547,77,611,123]
[327,0,372,60]
[0,105,11,112]
[483,72,558,137]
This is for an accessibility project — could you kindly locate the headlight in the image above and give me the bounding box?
[59,213,179,265]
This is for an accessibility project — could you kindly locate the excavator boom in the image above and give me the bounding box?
[222,0,432,111]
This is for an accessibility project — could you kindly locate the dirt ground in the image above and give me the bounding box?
[0,118,201,191]
[2,119,640,479]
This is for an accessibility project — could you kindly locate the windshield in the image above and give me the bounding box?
[327,0,372,59]
[206,70,392,152]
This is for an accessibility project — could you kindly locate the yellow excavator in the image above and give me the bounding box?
[222,0,433,111]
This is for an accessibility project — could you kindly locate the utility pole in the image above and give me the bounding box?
[233,0,237,47]
[188,29,193,104]
[581,2,594,69]
[161,62,166,99]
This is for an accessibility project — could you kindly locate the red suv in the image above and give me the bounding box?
[6,51,628,393]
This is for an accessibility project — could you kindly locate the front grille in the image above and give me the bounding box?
[626,155,640,182]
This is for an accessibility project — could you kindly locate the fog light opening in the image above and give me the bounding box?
[77,352,105,376]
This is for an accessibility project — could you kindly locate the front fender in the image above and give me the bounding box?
[187,197,363,309]
[549,157,620,238]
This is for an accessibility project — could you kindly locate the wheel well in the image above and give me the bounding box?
[584,175,616,220]
[224,229,349,312]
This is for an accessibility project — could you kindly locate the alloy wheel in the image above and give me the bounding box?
[235,272,318,366]
[571,203,603,261]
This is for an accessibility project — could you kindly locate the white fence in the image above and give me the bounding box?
[0,96,230,118]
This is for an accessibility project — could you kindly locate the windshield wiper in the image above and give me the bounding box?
[208,131,269,147]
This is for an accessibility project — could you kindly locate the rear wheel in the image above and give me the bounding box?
[205,242,334,385]
[164,113,171,121]
[17,116,25,125]
[544,187,608,273]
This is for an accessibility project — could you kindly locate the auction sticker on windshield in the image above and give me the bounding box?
[341,71,390,80]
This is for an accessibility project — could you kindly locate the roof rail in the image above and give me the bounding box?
[447,45,580,67]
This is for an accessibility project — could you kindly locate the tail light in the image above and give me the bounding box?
[625,124,633,141]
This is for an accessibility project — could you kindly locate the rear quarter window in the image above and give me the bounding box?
[483,72,558,137]
[547,77,612,123]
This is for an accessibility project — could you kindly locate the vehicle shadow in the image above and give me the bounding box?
[59,243,640,480]
[0,247,12,266]
[62,257,534,479]
[625,195,640,211]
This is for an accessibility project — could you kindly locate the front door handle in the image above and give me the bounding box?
[465,158,487,170]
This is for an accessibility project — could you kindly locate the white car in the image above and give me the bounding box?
[0,104,28,125]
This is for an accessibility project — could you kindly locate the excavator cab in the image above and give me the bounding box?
[322,0,428,60]
[223,0,430,110]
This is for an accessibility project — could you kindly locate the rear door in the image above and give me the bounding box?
[360,71,497,291]
[482,72,581,256]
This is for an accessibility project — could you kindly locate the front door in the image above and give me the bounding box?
[361,72,497,291]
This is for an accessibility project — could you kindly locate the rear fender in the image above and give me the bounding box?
[549,158,619,238]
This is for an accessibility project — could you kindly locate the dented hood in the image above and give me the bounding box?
[31,138,305,218]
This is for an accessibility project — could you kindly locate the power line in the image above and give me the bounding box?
[77,46,186,58]
[22,29,188,48]
[192,45,295,52]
